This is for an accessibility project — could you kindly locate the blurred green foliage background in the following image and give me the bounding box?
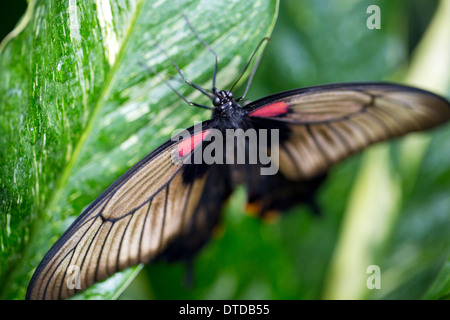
[1,0,449,300]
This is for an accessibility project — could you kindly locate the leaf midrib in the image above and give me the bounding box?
[44,0,145,220]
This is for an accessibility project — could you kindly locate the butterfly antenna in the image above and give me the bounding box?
[230,37,270,99]
[139,61,213,110]
[153,42,214,102]
[237,53,263,101]
[183,13,219,90]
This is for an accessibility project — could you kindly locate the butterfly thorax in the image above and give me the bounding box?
[211,89,249,130]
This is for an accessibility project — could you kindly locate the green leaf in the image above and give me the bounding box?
[0,0,278,299]
[422,255,450,300]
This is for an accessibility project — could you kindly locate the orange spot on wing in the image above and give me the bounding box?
[245,202,261,217]
[262,210,280,224]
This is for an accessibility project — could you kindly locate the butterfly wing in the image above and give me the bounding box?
[26,122,227,300]
[244,82,450,214]
[247,82,450,179]
[155,163,232,263]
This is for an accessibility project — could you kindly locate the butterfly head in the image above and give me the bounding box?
[211,88,244,123]
[212,89,234,107]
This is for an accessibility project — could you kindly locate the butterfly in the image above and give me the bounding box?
[26,27,450,300]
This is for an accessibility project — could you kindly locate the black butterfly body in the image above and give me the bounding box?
[26,80,450,300]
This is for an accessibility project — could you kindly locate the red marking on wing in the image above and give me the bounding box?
[177,130,210,158]
[249,101,289,118]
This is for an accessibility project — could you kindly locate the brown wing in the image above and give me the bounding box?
[26,128,215,300]
[248,83,450,180]
[155,163,233,263]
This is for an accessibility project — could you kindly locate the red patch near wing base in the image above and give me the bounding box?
[249,101,289,118]
[176,130,210,158]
